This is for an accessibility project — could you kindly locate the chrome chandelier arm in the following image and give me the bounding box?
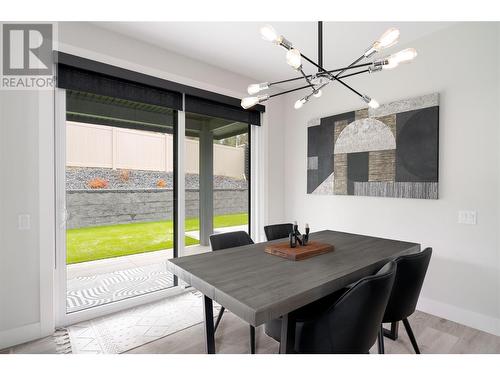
[281,48,371,96]
[269,84,314,99]
[241,22,417,110]
[297,50,371,102]
[333,54,366,79]
[338,69,370,79]
[268,68,369,100]
[267,61,373,87]
[299,67,314,86]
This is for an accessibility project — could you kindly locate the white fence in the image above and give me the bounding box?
[66,121,246,178]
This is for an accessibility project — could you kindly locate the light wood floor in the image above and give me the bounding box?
[4,310,500,354]
[125,310,500,354]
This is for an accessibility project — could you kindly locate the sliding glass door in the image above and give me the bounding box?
[64,90,178,313]
[183,113,250,255]
[55,56,263,323]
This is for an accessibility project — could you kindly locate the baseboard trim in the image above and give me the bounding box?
[417,297,500,337]
[0,322,44,350]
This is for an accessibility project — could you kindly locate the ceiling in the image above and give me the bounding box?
[94,22,455,85]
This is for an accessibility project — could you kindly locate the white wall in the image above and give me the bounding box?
[0,22,277,349]
[276,22,500,335]
[0,92,41,332]
[57,22,253,99]
[263,95,286,226]
[0,88,55,348]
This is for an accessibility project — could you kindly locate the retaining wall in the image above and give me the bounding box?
[66,188,248,229]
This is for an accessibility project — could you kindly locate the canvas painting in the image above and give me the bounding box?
[307,93,439,199]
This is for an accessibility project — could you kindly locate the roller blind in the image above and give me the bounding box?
[57,64,182,111]
[56,52,265,125]
[185,95,261,126]
[65,90,176,134]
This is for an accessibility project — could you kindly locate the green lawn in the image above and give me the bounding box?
[66,213,248,264]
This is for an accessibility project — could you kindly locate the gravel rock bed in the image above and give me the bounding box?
[66,167,248,190]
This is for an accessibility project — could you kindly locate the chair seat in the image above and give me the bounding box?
[265,261,397,354]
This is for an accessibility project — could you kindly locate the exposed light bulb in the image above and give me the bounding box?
[260,25,282,45]
[241,94,269,109]
[368,99,380,109]
[365,27,400,57]
[286,48,302,70]
[247,82,269,95]
[381,59,399,70]
[294,98,307,109]
[313,89,322,98]
[387,48,417,65]
[361,94,380,109]
[241,97,258,109]
[376,28,400,49]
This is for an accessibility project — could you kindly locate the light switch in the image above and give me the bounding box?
[458,210,477,225]
[18,214,31,230]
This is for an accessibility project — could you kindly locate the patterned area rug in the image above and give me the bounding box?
[54,328,73,354]
[67,290,219,354]
[67,263,175,313]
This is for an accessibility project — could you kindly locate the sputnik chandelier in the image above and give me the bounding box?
[241,22,417,110]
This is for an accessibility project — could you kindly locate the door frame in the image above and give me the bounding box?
[54,89,264,327]
[250,114,265,243]
[54,88,187,326]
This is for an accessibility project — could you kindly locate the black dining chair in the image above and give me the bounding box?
[265,261,397,353]
[378,247,432,354]
[264,223,294,241]
[208,231,256,353]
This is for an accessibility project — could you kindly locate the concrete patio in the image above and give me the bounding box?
[66,225,247,313]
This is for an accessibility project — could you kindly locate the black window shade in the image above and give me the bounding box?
[66,90,176,134]
[58,64,182,111]
[185,95,261,126]
[56,52,263,126]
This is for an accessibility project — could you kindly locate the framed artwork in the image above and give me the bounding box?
[307,93,439,199]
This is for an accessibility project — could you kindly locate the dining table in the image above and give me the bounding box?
[166,229,420,354]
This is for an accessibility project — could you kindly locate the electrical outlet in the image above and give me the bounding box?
[458,210,477,225]
[18,214,31,230]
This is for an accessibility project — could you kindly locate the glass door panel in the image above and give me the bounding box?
[184,113,250,256]
[65,90,177,313]
[212,122,249,237]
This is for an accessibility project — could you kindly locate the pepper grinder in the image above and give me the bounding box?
[303,223,310,245]
[293,221,303,246]
[289,231,296,248]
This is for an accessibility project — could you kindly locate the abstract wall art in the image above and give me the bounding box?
[307,93,439,199]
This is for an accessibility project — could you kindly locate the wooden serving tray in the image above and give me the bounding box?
[265,240,334,261]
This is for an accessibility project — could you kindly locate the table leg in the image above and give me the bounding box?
[249,325,256,354]
[202,295,215,354]
[279,313,296,354]
[383,321,399,341]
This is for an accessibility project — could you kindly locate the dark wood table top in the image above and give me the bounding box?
[167,230,420,326]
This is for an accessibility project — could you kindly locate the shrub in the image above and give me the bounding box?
[88,178,108,189]
[118,169,130,182]
[156,179,167,188]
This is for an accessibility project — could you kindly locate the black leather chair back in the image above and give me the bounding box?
[209,231,254,251]
[382,247,432,323]
[264,223,293,241]
[297,261,397,354]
